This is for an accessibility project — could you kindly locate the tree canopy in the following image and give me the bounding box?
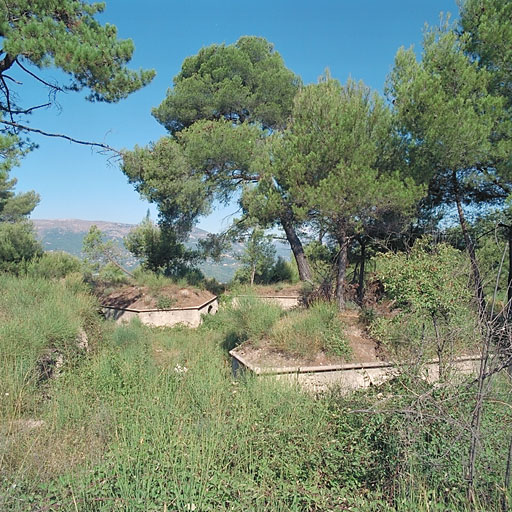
[124,213,201,277]
[152,36,300,134]
[387,21,512,310]
[267,77,422,308]
[0,0,155,151]
[0,166,41,271]
[123,36,315,281]
[0,1,155,272]
[460,0,512,105]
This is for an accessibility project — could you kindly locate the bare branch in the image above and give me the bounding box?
[0,74,14,123]
[0,102,51,115]
[15,58,64,92]
[2,74,22,85]
[0,120,120,155]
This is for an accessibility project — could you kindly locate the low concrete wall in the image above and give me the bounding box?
[233,295,301,310]
[230,351,481,393]
[102,296,218,328]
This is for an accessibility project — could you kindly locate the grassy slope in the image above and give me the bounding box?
[1,277,512,511]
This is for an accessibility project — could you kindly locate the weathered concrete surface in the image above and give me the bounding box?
[230,350,481,393]
[232,295,300,310]
[102,296,218,328]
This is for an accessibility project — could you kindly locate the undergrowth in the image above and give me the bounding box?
[1,275,511,511]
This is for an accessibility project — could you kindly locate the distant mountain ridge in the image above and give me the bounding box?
[32,219,210,240]
[31,219,240,282]
[31,218,291,283]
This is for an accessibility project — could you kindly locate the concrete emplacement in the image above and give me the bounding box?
[102,296,218,328]
[230,350,482,393]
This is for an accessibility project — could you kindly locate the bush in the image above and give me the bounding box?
[371,238,479,361]
[0,221,42,273]
[98,262,130,285]
[24,251,82,279]
[268,256,297,283]
[234,255,298,286]
[155,295,176,309]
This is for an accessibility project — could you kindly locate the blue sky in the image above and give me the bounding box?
[13,0,457,232]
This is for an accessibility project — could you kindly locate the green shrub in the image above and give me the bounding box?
[200,276,225,296]
[132,268,172,291]
[155,295,175,309]
[371,238,479,360]
[98,262,130,285]
[0,221,42,273]
[268,256,297,283]
[24,251,82,279]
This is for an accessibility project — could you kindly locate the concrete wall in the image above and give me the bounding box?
[231,352,481,394]
[199,298,219,317]
[102,297,218,328]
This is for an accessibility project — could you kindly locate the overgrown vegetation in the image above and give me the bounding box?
[3,0,512,509]
[1,274,512,511]
[269,301,351,358]
[369,239,480,364]
[0,274,100,420]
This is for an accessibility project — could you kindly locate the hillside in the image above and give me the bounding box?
[32,219,290,283]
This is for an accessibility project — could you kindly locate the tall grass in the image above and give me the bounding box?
[3,320,390,511]
[0,274,98,419]
[269,301,351,358]
[1,276,512,510]
[206,295,284,350]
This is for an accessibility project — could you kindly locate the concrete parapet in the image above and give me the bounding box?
[102,296,218,328]
[230,350,481,393]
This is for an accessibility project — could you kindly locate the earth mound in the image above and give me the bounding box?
[101,284,216,310]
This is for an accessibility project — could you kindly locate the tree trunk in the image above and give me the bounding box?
[467,326,491,507]
[503,432,512,511]
[452,172,485,314]
[107,255,134,278]
[250,264,256,286]
[508,226,512,313]
[280,215,312,282]
[496,223,512,316]
[432,314,444,380]
[335,230,348,311]
[357,239,366,305]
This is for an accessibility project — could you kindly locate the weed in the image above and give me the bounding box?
[156,295,175,309]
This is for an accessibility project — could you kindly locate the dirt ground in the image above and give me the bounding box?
[101,284,216,310]
[233,308,387,369]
